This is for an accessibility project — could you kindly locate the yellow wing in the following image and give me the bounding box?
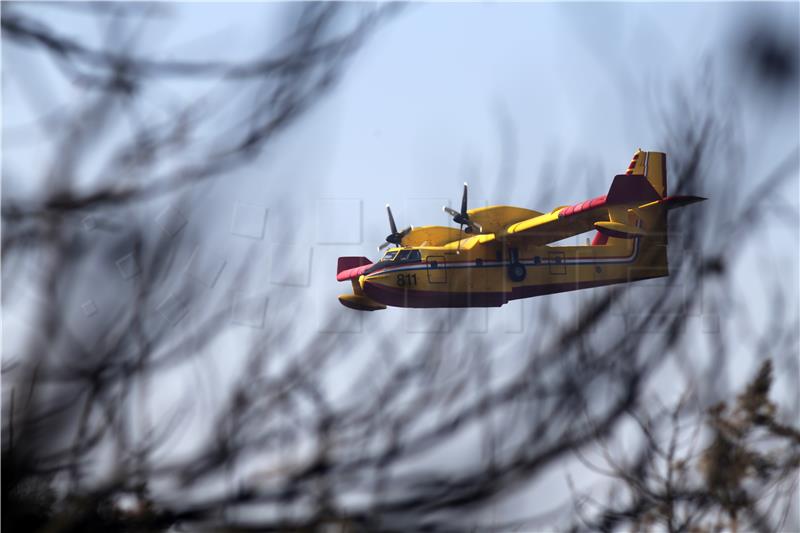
[437,205,542,250]
[401,226,467,247]
[439,152,669,248]
[465,205,543,233]
[502,199,607,244]
[442,171,663,248]
[393,152,698,257]
[439,201,605,249]
[435,206,542,250]
[502,173,662,243]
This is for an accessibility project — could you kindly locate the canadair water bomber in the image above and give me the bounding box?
[336,150,705,311]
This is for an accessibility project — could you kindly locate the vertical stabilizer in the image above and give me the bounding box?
[626,149,667,198]
[644,151,667,198]
[621,150,670,279]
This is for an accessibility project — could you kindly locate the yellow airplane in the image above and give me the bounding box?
[336,150,705,311]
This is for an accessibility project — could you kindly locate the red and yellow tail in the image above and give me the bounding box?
[625,148,667,198]
[620,149,705,278]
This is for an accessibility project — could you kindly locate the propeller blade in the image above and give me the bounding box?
[446,185,483,234]
[378,241,391,251]
[386,204,398,235]
[443,206,460,218]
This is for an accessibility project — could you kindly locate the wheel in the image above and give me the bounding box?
[508,262,526,282]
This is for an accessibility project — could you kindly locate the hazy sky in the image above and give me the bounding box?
[3,2,798,524]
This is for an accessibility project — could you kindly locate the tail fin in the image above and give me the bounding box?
[625,150,670,280]
[606,174,661,206]
[620,149,668,281]
[592,148,667,246]
[626,149,667,198]
[620,150,705,281]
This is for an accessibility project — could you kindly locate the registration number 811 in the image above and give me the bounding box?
[396,273,417,287]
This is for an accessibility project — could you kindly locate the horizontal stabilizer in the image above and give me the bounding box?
[659,195,707,208]
[636,195,707,213]
[594,221,647,239]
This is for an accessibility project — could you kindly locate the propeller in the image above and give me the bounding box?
[378,204,412,251]
[443,182,483,234]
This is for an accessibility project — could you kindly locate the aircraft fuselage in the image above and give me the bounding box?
[359,238,666,308]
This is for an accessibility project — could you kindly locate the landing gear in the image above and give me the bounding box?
[508,262,527,282]
[507,247,526,282]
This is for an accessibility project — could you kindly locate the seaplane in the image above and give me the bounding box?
[336,149,705,311]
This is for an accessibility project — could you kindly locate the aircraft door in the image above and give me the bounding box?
[548,250,566,275]
[427,255,446,284]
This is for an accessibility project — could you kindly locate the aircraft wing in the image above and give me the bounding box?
[440,206,599,250]
[465,205,543,234]
[401,225,467,247]
[501,199,606,244]
[499,174,662,245]
[437,206,544,250]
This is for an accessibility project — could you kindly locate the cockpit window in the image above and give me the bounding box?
[395,249,421,263]
[381,250,398,261]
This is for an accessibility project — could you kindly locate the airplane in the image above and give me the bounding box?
[336,149,705,311]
